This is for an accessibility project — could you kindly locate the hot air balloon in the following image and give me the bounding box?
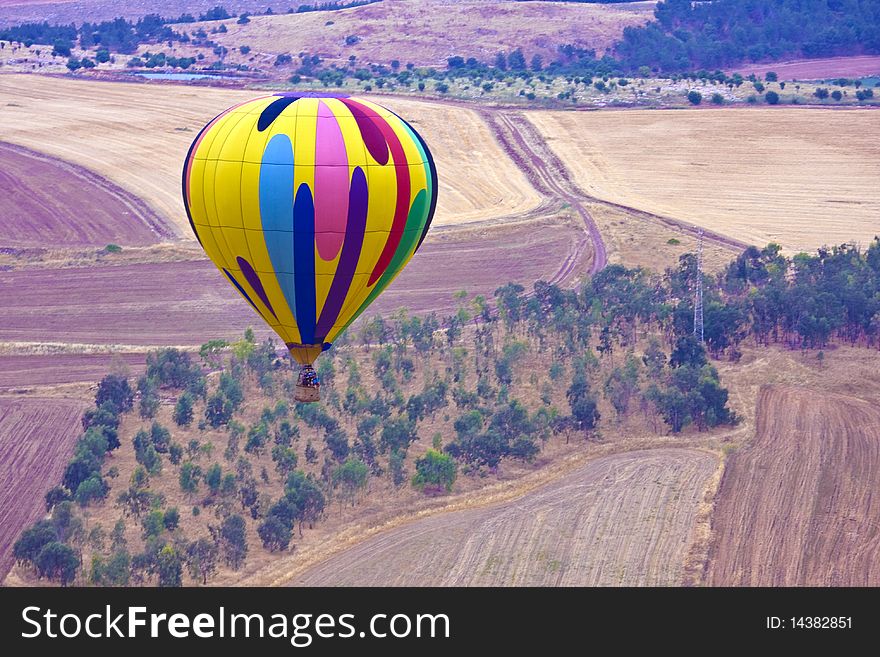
[183,93,437,402]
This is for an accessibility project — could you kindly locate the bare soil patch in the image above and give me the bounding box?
[706,385,880,586]
[0,141,171,247]
[0,396,88,579]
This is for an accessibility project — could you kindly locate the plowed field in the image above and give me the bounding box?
[707,386,880,586]
[0,397,88,579]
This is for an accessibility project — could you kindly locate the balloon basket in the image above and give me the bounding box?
[294,365,320,403]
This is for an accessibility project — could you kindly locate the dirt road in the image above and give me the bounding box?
[478,109,608,275]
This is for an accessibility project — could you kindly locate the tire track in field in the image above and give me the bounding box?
[477,109,607,276]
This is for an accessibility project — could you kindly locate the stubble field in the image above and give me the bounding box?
[294,448,718,586]
[527,107,880,253]
[0,74,541,235]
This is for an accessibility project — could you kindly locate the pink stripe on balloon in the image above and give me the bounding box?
[314,100,350,261]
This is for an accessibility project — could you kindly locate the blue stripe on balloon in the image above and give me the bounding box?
[259,134,297,321]
[293,183,316,345]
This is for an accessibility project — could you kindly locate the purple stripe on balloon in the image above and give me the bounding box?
[339,98,388,165]
[314,100,350,261]
[314,166,368,341]
[236,256,277,319]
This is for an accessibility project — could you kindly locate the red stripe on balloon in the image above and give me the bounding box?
[340,99,410,286]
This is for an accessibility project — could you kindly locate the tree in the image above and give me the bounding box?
[186,538,218,584]
[258,516,292,551]
[380,417,418,454]
[765,90,779,105]
[74,475,109,506]
[814,87,829,99]
[324,428,350,462]
[687,90,702,105]
[163,507,180,531]
[332,458,369,505]
[412,449,457,493]
[138,375,159,418]
[35,542,78,585]
[569,395,600,435]
[205,463,222,494]
[218,515,248,569]
[711,92,724,104]
[508,48,526,71]
[96,374,133,412]
[831,89,843,101]
[13,520,57,565]
[150,422,171,453]
[174,393,194,427]
[272,445,298,476]
[146,348,202,389]
[389,449,406,486]
[285,471,325,532]
[670,335,707,368]
[604,355,641,418]
[765,71,777,82]
[157,545,182,587]
[530,53,543,72]
[205,392,233,427]
[45,486,71,512]
[179,461,201,494]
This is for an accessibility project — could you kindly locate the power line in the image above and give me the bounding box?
[694,229,704,343]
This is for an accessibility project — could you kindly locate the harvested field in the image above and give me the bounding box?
[199,0,649,69]
[527,108,880,253]
[707,385,880,586]
[294,449,718,587]
[0,74,540,235]
[0,396,88,579]
[0,217,588,346]
[0,354,146,389]
[731,55,880,80]
[0,141,170,247]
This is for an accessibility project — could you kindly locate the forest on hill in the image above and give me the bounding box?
[11,238,880,586]
[615,0,880,71]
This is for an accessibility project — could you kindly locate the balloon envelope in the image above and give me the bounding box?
[183,93,437,365]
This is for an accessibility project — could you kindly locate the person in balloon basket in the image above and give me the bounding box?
[299,366,320,390]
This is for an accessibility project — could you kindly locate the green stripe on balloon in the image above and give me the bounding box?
[333,189,429,338]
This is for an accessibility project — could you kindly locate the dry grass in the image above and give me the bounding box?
[0,73,540,236]
[527,108,880,253]
[196,0,649,69]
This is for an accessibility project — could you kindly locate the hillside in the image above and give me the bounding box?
[191,0,650,69]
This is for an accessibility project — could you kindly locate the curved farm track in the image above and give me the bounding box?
[0,396,89,579]
[293,449,718,587]
[478,109,607,275]
[0,141,173,247]
[707,385,880,586]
